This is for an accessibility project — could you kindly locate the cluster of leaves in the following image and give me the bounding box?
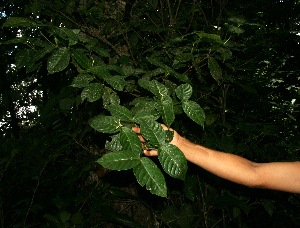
[1,0,300,227]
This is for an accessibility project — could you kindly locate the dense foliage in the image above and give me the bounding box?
[1,0,300,227]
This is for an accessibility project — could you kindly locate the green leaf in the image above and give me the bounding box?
[228,25,245,34]
[15,49,34,69]
[133,157,167,197]
[97,151,140,170]
[175,84,193,101]
[60,211,71,223]
[151,80,169,98]
[138,118,165,146]
[47,47,70,74]
[105,134,123,151]
[158,143,187,180]
[174,53,194,65]
[3,17,38,27]
[72,49,92,69]
[196,31,223,44]
[88,65,110,78]
[81,83,103,102]
[155,96,175,127]
[182,100,205,126]
[71,74,94,88]
[106,104,133,121]
[102,86,120,107]
[133,109,160,122]
[120,127,142,155]
[105,76,126,91]
[208,57,222,83]
[89,115,122,133]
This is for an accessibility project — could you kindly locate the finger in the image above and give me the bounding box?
[143,149,158,156]
[138,135,146,143]
[132,126,141,134]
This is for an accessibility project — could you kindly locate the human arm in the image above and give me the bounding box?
[132,126,300,194]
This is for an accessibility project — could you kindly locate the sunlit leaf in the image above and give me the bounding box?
[158,143,187,180]
[133,157,167,197]
[97,151,140,170]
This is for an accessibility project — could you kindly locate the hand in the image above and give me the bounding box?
[132,124,181,156]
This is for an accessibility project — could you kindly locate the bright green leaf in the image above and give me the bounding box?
[133,157,167,197]
[158,143,187,180]
[81,83,103,102]
[47,47,70,74]
[97,151,140,170]
[120,127,142,155]
[208,57,222,83]
[182,100,205,126]
[175,84,193,101]
[89,115,122,133]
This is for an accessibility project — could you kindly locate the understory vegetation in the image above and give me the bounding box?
[1,0,300,227]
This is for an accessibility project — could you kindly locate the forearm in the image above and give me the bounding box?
[177,137,261,187]
[177,137,300,193]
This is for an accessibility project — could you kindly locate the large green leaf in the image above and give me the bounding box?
[208,57,222,83]
[89,115,122,133]
[47,47,70,74]
[155,97,175,127]
[81,83,103,102]
[106,104,133,121]
[120,127,142,155]
[158,143,187,180]
[133,157,167,197]
[175,84,192,101]
[182,100,205,126]
[97,151,140,170]
[138,118,165,146]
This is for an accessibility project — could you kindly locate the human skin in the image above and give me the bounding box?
[132,126,300,194]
